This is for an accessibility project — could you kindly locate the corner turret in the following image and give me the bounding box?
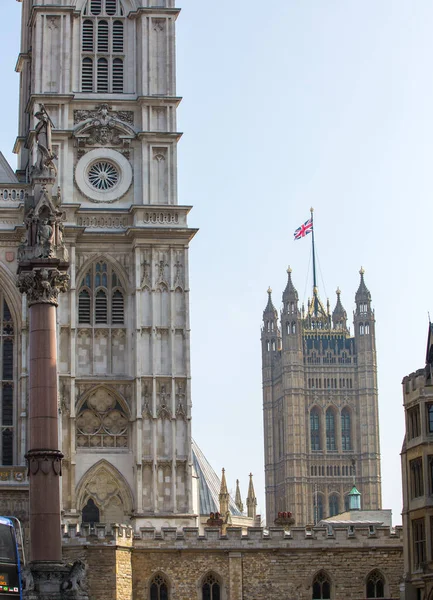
[354,268,375,346]
[332,288,348,332]
[261,288,281,361]
[281,267,302,350]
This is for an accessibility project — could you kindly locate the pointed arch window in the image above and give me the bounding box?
[202,574,221,600]
[366,570,385,598]
[81,0,125,93]
[341,408,351,451]
[312,571,331,599]
[329,494,339,517]
[150,574,169,600]
[78,261,125,326]
[82,498,100,525]
[326,409,336,451]
[310,408,320,451]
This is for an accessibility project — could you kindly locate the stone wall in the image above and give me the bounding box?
[62,524,404,600]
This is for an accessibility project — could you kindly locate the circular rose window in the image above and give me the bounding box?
[74,149,133,203]
[88,161,119,191]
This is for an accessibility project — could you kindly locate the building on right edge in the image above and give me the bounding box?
[261,267,382,526]
[401,324,433,599]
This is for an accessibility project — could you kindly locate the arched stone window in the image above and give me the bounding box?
[0,296,15,466]
[366,570,385,598]
[329,494,339,517]
[78,261,125,325]
[326,408,336,451]
[310,408,321,451]
[341,408,351,451]
[81,0,125,93]
[202,573,221,600]
[312,571,331,599]
[76,387,128,449]
[150,573,169,600]
[82,498,100,525]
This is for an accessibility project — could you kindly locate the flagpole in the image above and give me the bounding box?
[310,207,318,316]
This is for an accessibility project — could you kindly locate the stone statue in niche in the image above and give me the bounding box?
[18,188,68,263]
[33,104,57,176]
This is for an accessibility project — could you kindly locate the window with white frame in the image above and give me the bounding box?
[81,0,125,93]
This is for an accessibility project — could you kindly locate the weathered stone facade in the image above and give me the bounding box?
[262,270,382,526]
[61,524,404,600]
[400,327,433,599]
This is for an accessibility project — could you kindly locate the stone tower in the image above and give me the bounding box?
[0,0,197,531]
[261,267,382,526]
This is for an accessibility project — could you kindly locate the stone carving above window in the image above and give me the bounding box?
[76,388,128,449]
[74,104,135,157]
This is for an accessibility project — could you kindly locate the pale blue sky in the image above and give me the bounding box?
[2,1,433,524]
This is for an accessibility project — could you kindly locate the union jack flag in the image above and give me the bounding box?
[294,218,313,240]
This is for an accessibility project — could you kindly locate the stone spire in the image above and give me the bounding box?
[282,266,299,305]
[263,286,277,319]
[235,479,244,513]
[246,473,257,519]
[355,267,371,305]
[332,287,348,331]
[219,468,230,516]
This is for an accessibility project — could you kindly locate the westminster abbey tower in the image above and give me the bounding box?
[0,0,196,531]
[261,268,382,525]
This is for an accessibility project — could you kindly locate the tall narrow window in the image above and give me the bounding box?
[427,404,433,434]
[150,574,169,600]
[341,408,351,450]
[202,574,220,600]
[82,20,94,51]
[366,570,385,598]
[97,58,109,92]
[326,409,336,451]
[312,571,331,599]
[410,457,424,499]
[97,20,109,52]
[112,59,124,92]
[329,494,339,517]
[113,21,124,52]
[413,518,426,569]
[310,408,320,451]
[82,58,94,92]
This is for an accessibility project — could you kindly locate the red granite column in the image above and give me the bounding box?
[18,266,69,564]
[27,302,62,562]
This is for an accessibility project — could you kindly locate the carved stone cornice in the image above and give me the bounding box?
[17,266,70,307]
[25,449,64,476]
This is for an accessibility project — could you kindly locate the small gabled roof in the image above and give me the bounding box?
[0,153,18,184]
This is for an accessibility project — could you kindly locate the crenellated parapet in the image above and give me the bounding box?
[61,523,402,550]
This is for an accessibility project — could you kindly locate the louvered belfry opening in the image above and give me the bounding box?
[78,261,125,326]
[81,0,125,93]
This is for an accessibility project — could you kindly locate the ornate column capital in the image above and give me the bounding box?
[17,267,70,306]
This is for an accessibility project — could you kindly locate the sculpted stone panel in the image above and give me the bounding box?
[76,388,128,449]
